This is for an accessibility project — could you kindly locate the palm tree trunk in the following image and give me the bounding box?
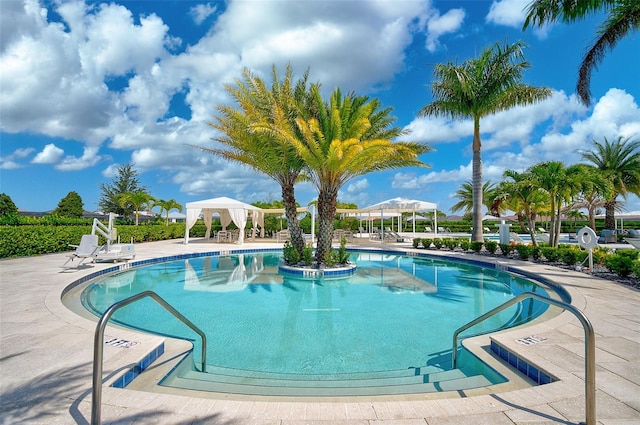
[526,211,537,247]
[471,118,483,243]
[315,188,338,266]
[281,183,305,257]
[605,200,616,229]
[588,206,596,231]
[549,199,557,248]
[554,204,562,247]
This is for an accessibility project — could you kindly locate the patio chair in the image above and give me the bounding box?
[62,234,100,267]
[598,229,617,244]
[385,227,405,242]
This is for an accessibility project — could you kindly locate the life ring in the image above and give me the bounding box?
[577,226,598,250]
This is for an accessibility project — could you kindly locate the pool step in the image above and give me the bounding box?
[160,361,493,396]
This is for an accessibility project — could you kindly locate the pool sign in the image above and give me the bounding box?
[105,337,139,348]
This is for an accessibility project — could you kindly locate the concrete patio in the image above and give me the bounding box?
[0,237,638,424]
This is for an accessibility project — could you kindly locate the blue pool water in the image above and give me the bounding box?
[82,251,550,376]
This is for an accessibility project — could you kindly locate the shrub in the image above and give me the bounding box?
[499,243,511,256]
[302,244,314,265]
[432,238,443,249]
[282,240,300,265]
[604,253,635,277]
[559,247,579,266]
[530,245,542,261]
[632,260,640,279]
[470,241,483,253]
[422,238,433,249]
[412,238,421,249]
[541,246,560,262]
[337,236,350,264]
[443,238,458,250]
[514,244,531,260]
[592,247,612,265]
[616,249,639,261]
[325,250,337,267]
[459,239,471,251]
[484,239,498,254]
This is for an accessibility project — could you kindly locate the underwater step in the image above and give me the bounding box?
[178,362,447,381]
[176,367,468,388]
[161,371,493,396]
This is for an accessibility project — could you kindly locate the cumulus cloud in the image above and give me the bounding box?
[400,88,640,192]
[32,143,64,164]
[56,146,102,171]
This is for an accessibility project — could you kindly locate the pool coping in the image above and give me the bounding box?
[1,237,639,424]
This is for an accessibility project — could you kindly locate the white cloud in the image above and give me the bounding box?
[56,146,102,171]
[486,0,529,28]
[190,3,217,25]
[32,143,64,164]
[400,88,640,194]
[1,0,454,193]
[0,147,34,169]
[425,8,465,52]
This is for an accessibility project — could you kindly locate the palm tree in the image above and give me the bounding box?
[419,40,552,242]
[528,162,585,247]
[523,0,640,106]
[494,170,550,246]
[451,180,499,216]
[566,209,587,231]
[198,65,315,257]
[118,191,155,225]
[570,163,614,230]
[155,199,183,226]
[282,87,431,264]
[581,136,640,229]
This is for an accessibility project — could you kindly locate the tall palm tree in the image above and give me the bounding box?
[419,40,551,242]
[451,180,501,216]
[155,199,183,226]
[281,87,431,264]
[523,0,640,106]
[198,65,315,257]
[581,136,640,229]
[118,191,155,225]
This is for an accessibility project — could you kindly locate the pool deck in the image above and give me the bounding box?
[1,237,639,424]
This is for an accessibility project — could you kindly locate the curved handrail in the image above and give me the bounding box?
[452,291,595,425]
[91,290,207,425]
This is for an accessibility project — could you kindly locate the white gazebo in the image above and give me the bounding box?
[361,197,438,237]
[184,196,264,244]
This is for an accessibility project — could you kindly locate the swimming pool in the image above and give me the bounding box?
[81,250,556,396]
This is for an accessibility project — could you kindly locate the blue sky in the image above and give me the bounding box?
[1,0,639,214]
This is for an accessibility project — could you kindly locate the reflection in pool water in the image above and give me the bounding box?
[84,251,550,375]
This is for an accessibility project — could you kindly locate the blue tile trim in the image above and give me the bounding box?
[111,342,165,388]
[490,340,555,385]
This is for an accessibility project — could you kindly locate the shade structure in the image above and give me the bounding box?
[595,210,640,230]
[184,196,263,244]
[361,197,438,236]
[481,215,515,222]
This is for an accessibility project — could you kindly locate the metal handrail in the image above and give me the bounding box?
[91,290,207,425]
[451,291,595,425]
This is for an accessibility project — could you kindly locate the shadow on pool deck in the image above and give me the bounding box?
[0,238,639,424]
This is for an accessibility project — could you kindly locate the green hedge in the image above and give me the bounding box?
[0,223,207,258]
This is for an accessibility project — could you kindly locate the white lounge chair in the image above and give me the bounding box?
[63,234,100,267]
